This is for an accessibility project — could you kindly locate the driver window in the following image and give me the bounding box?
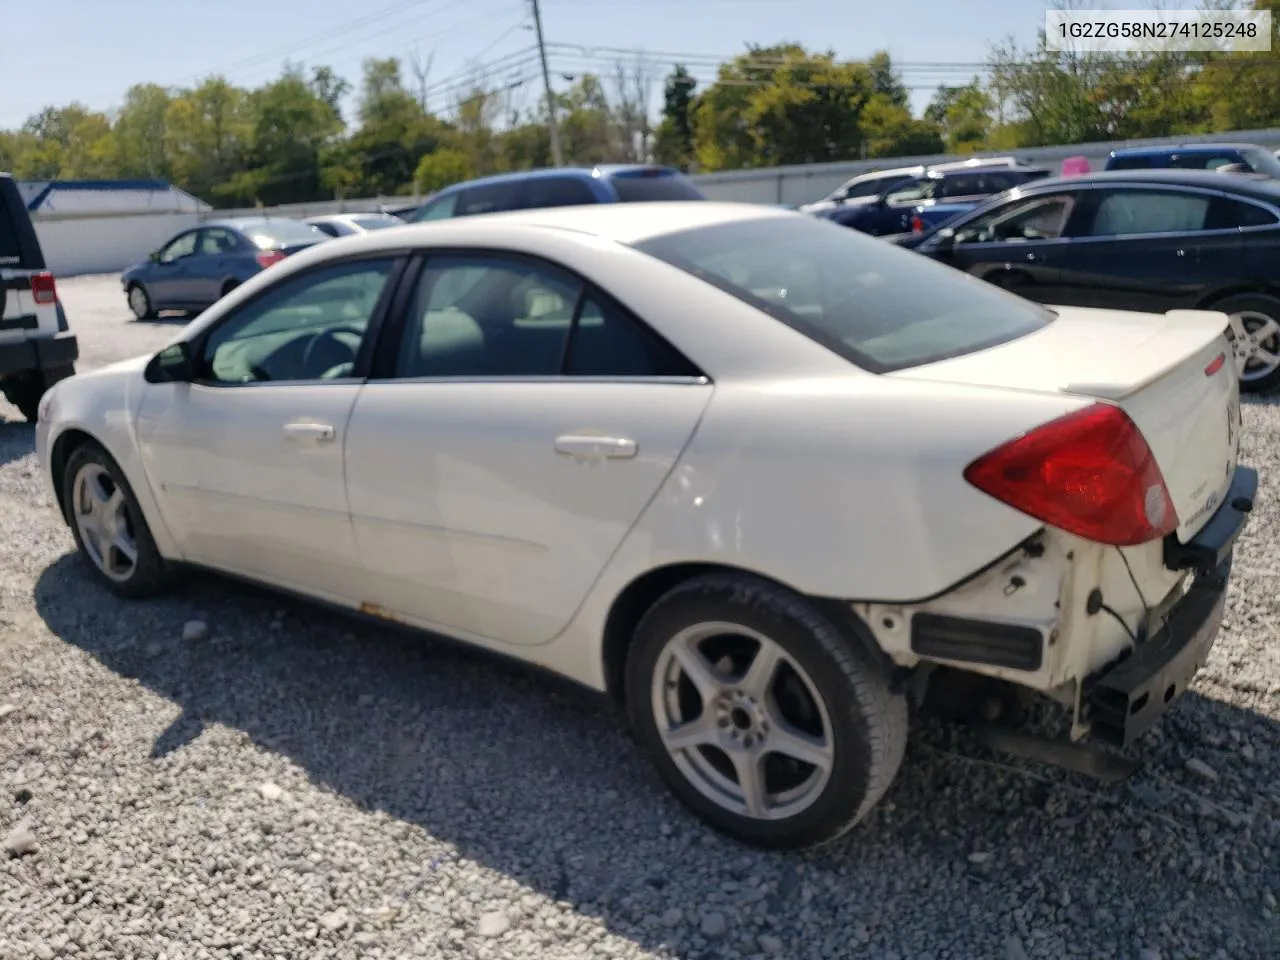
[954,195,1076,245]
[198,258,397,384]
[159,232,198,263]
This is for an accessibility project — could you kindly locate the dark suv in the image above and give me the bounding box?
[407,165,705,222]
[1,173,78,422]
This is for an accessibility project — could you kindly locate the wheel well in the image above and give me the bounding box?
[222,279,239,295]
[600,563,894,707]
[1198,284,1280,310]
[49,428,96,523]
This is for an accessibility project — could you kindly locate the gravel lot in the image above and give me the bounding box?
[2,274,1279,960]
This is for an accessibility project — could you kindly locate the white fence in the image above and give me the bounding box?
[34,210,203,277]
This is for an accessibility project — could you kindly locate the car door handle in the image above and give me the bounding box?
[283,422,335,442]
[554,435,637,459]
[1025,252,1038,262]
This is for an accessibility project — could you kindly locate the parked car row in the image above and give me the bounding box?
[122,164,705,319]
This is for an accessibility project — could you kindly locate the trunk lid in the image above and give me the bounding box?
[891,305,1240,544]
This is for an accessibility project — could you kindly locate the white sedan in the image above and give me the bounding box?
[36,202,1255,849]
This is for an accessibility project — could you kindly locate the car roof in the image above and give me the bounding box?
[1110,143,1262,157]
[437,164,683,194]
[1020,167,1280,199]
[202,216,306,231]
[356,201,789,248]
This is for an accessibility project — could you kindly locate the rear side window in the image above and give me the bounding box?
[0,182,30,265]
[1169,153,1239,170]
[1206,197,1280,229]
[413,193,459,222]
[1085,190,1211,236]
[609,171,705,203]
[633,216,1054,374]
[523,176,598,209]
[455,182,521,217]
[1106,155,1154,170]
[1242,147,1280,179]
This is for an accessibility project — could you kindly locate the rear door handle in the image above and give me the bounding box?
[283,422,335,442]
[555,434,637,459]
[1025,252,1038,262]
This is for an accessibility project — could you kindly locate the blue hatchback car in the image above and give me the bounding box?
[405,165,705,222]
[1104,143,1280,177]
[122,217,328,319]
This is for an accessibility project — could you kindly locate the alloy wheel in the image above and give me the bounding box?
[73,462,138,582]
[1227,310,1280,382]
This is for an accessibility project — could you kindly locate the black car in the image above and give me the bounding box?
[812,165,1051,236]
[892,169,1280,392]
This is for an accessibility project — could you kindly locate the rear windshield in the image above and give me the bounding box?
[239,219,327,248]
[632,216,1054,373]
[1243,147,1280,179]
[350,215,402,231]
[610,171,706,203]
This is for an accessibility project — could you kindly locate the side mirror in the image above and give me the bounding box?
[144,342,196,384]
[931,228,957,251]
[149,250,161,263]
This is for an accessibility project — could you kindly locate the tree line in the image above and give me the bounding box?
[3,0,1278,208]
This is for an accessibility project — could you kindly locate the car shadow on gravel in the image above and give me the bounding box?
[0,418,35,468]
[32,554,1280,960]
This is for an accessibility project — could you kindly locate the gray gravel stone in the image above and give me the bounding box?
[181,619,209,642]
[478,911,511,937]
[0,275,1277,960]
[3,817,37,857]
[0,703,15,721]
[700,911,728,939]
[1186,758,1220,782]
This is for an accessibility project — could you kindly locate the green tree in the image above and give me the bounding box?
[557,74,618,165]
[164,77,250,202]
[414,147,473,193]
[692,44,874,170]
[114,84,172,179]
[860,94,944,158]
[653,65,697,170]
[925,81,994,153]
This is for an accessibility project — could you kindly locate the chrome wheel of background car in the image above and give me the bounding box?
[128,285,150,319]
[650,621,835,821]
[1227,310,1280,383]
[72,462,139,583]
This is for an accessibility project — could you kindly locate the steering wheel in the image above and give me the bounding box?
[301,326,364,379]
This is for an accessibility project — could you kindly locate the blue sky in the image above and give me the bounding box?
[2,0,1208,130]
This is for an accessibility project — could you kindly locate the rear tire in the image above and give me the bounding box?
[1211,293,1280,393]
[62,441,175,598]
[127,283,155,320]
[2,364,75,423]
[625,573,908,850]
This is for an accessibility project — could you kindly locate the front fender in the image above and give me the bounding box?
[39,360,182,561]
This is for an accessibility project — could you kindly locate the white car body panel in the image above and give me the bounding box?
[34,202,1243,700]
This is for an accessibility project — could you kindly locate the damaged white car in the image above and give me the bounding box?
[36,203,1255,849]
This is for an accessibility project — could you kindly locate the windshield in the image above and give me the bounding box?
[1244,147,1280,179]
[633,215,1054,373]
[610,171,706,202]
[239,218,327,247]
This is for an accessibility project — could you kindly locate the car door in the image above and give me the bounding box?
[928,190,1084,302]
[149,230,200,306]
[1055,186,1242,313]
[343,251,712,646]
[190,228,239,306]
[135,254,404,603]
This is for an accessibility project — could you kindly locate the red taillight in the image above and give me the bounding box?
[911,215,925,233]
[1204,352,1225,377]
[30,271,57,305]
[255,249,286,269]
[963,403,1178,547]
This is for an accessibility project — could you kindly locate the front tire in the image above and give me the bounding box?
[127,282,155,320]
[1213,293,1280,393]
[62,441,174,598]
[625,573,908,850]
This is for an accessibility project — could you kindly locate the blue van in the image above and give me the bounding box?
[406,165,705,222]
[1105,143,1280,178]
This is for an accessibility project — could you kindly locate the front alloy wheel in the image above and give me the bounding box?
[627,573,908,850]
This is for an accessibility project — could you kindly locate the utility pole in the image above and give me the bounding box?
[530,0,563,166]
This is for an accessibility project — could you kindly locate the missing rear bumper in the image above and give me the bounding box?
[1085,557,1230,748]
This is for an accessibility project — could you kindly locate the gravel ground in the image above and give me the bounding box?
[1,275,1279,960]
